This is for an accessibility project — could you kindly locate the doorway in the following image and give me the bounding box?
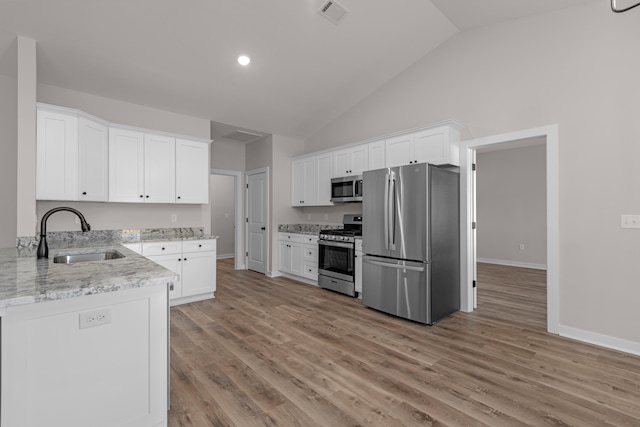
[245,167,269,274]
[210,169,243,270]
[460,125,559,334]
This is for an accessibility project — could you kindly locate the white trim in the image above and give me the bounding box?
[558,325,640,357]
[245,167,270,274]
[216,253,235,259]
[210,168,244,270]
[477,258,547,271]
[460,124,559,335]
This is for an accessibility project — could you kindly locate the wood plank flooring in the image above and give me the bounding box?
[168,260,640,426]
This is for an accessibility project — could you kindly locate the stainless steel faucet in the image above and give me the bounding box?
[37,207,91,259]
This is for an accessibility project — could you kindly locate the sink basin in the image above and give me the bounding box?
[53,250,125,264]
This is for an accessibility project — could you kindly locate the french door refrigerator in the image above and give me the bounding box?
[362,163,460,325]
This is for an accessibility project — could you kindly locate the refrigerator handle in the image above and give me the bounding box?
[383,172,389,250]
[389,173,396,251]
[363,258,425,272]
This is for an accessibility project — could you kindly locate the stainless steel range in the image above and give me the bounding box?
[318,214,362,297]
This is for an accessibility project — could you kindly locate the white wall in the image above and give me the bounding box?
[32,84,212,234]
[0,72,18,248]
[476,143,546,269]
[305,3,640,345]
[210,138,245,171]
[209,174,235,257]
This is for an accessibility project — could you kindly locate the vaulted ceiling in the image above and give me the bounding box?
[0,0,597,140]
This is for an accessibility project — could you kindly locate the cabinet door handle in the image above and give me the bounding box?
[184,258,187,261]
[82,191,87,195]
[177,196,181,200]
[161,247,165,250]
[178,258,181,261]
[198,244,202,247]
[139,195,144,198]
[146,195,150,198]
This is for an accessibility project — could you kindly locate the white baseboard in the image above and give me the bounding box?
[558,325,640,357]
[477,257,547,270]
[216,253,234,259]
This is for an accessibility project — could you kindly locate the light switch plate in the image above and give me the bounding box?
[620,214,640,229]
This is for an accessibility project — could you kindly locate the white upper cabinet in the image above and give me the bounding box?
[385,133,415,168]
[316,152,334,206]
[176,139,209,204]
[291,157,317,206]
[110,130,176,203]
[385,122,462,167]
[413,125,461,166]
[333,145,368,177]
[291,153,334,207]
[109,127,145,203]
[36,108,78,201]
[144,133,176,203]
[368,140,386,171]
[36,103,211,205]
[78,116,109,202]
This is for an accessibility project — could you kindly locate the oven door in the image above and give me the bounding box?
[318,240,355,282]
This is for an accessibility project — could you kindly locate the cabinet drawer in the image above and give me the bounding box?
[183,239,217,253]
[142,241,182,256]
[303,245,318,261]
[279,233,304,243]
[302,262,318,280]
[303,235,318,244]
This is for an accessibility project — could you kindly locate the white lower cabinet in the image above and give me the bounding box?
[278,237,303,276]
[301,235,319,281]
[278,233,319,283]
[143,239,216,306]
[1,285,168,427]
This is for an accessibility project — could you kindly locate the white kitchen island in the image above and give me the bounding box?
[0,244,176,427]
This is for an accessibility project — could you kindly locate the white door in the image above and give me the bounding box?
[246,169,268,274]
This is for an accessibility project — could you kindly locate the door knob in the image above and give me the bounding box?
[261,227,266,230]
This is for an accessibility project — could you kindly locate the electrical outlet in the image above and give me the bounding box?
[621,214,640,229]
[519,244,525,251]
[171,214,177,222]
[79,308,112,329]
[324,213,329,221]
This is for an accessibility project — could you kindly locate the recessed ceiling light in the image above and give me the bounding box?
[237,55,250,66]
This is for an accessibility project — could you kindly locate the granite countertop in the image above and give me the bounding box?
[278,224,343,235]
[0,243,178,309]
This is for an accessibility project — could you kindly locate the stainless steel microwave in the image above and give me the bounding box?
[331,175,363,203]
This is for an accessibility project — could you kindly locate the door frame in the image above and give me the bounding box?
[210,168,244,270]
[245,167,270,274]
[460,124,559,334]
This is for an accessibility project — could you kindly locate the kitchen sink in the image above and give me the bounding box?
[53,250,125,264]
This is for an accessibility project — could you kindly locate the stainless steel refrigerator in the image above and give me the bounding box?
[362,163,460,325]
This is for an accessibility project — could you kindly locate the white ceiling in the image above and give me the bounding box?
[0,0,596,140]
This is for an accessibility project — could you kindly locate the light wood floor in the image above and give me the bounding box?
[168,260,640,426]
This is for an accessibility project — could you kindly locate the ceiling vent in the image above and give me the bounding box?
[318,0,349,25]
[222,130,265,143]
